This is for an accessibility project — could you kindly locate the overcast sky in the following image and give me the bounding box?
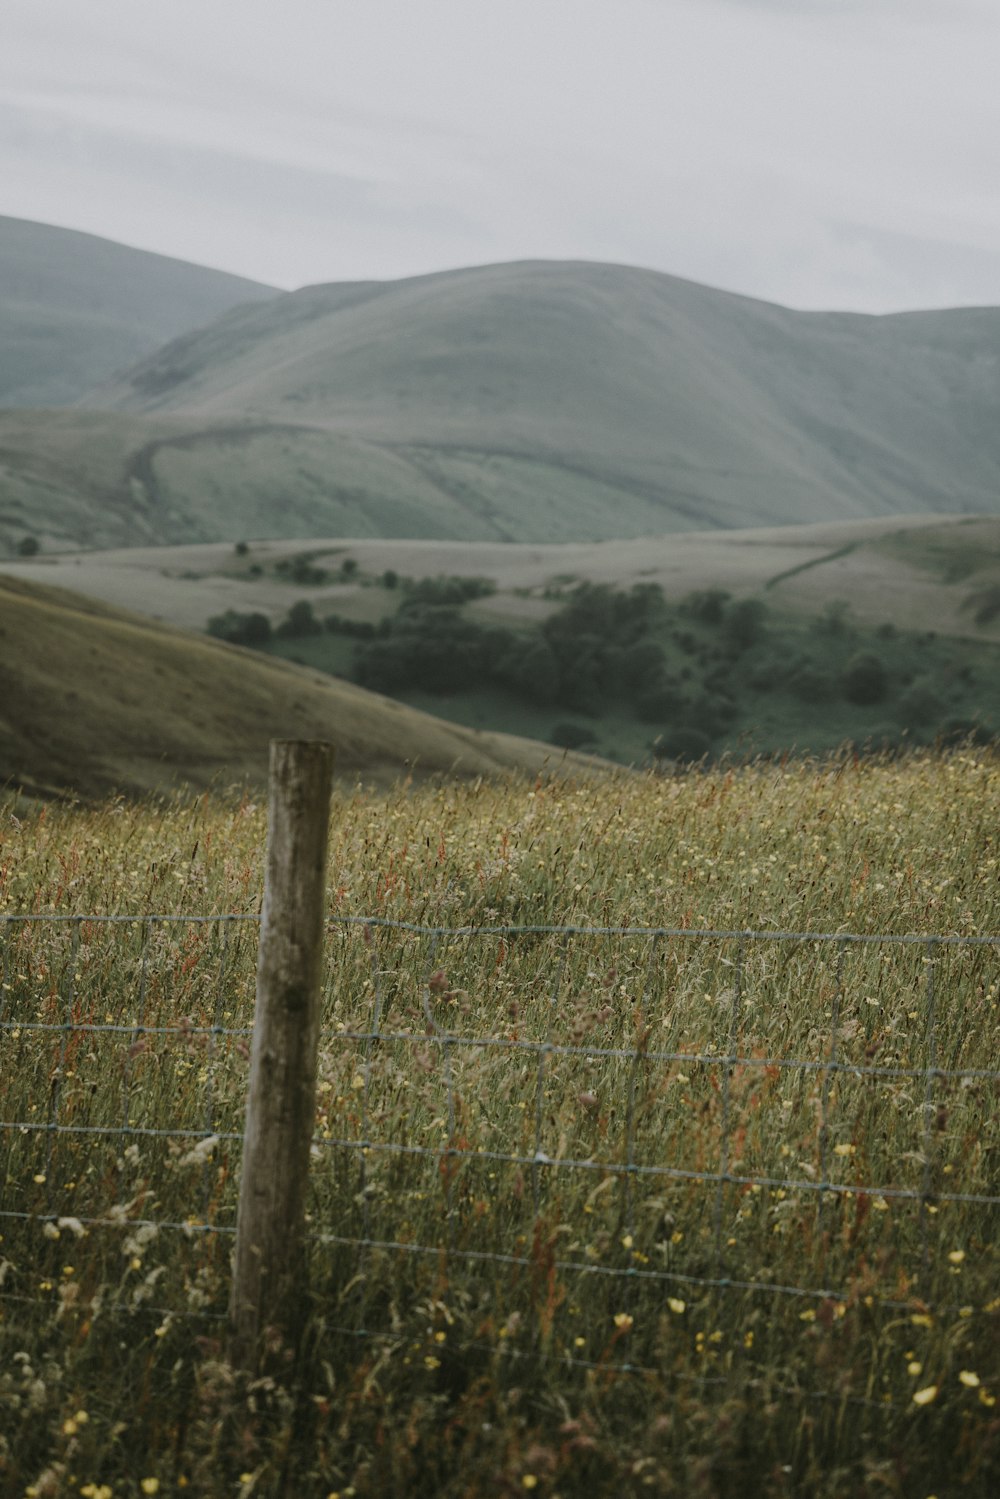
[3,0,999,311]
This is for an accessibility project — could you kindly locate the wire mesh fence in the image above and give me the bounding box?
[2,911,998,1369]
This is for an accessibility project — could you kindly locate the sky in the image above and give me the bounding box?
[2,0,999,312]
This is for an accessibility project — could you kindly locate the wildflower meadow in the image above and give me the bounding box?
[1,751,998,1496]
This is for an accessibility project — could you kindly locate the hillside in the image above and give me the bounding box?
[5,513,995,640]
[0,574,597,802]
[96,260,1000,532]
[0,215,277,407]
[5,514,995,771]
[3,258,1000,553]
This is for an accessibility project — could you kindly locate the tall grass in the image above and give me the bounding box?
[1,752,998,1497]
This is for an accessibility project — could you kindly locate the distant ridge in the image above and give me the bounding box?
[0,215,277,407]
[2,245,999,549]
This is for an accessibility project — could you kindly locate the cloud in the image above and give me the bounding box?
[0,96,491,287]
[2,0,999,309]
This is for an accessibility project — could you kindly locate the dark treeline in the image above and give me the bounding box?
[211,577,998,764]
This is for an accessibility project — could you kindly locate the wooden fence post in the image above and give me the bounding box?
[229,740,334,1369]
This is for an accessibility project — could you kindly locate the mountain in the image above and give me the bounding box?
[3,254,1000,552]
[0,573,599,803]
[0,215,277,407]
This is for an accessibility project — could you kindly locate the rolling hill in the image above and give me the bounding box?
[0,574,598,803]
[2,252,1000,553]
[0,215,277,407]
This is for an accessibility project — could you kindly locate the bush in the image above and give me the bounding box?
[814,600,852,636]
[939,717,996,748]
[618,639,667,693]
[496,640,560,705]
[325,615,376,639]
[969,586,1000,626]
[653,727,712,764]
[842,651,889,706]
[550,722,597,750]
[276,600,323,638]
[16,535,39,557]
[896,682,945,728]
[686,693,737,736]
[788,663,836,704]
[206,610,272,647]
[403,575,495,608]
[723,598,767,653]
[635,677,686,723]
[684,589,730,626]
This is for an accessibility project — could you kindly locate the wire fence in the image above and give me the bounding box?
[2,911,999,1367]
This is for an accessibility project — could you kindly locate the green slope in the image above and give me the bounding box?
[0,215,277,407]
[98,259,1000,529]
[4,256,1000,550]
[0,574,599,802]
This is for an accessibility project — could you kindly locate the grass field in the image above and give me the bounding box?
[1,752,998,1496]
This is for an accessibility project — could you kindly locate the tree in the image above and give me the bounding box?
[277,600,322,638]
[207,610,272,646]
[723,598,767,653]
[17,535,39,557]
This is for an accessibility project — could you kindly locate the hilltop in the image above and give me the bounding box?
[0,574,598,803]
[3,255,1000,552]
[0,215,277,407]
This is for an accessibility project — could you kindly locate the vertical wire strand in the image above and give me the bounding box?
[622,933,661,1261]
[531,937,569,1217]
[122,918,152,1134]
[817,938,847,1243]
[919,938,939,1297]
[45,918,81,1205]
[356,920,386,1323]
[0,919,11,1028]
[201,917,230,1220]
[420,933,457,1254]
[712,935,745,1285]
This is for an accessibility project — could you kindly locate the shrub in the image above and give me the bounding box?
[653,727,712,763]
[682,693,737,738]
[896,682,945,728]
[16,535,39,557]
[618,638,667,693]
[550,722,597,750]
[635,677,686,723]
[814,600,852,636]
[403,575,495,607]
[723,598,767,653]
[206,610,272,646]
[842,651,889,706]
[276,600,322,638]
[684,589,730,626]
[939,717,996,748]
[788,663,836,704]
